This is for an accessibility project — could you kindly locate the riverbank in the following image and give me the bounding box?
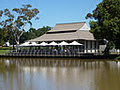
[0,50,10,54]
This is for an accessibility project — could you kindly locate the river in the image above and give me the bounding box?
[0,58,120,90]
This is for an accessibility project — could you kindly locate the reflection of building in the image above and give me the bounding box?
[1,58,120,90]
[29,22,99,53]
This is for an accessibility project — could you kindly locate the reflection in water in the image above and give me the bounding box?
[0,58,120,90]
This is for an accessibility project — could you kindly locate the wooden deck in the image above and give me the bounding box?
[0,52,114,59]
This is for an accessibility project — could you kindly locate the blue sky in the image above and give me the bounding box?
[0,0,103,30]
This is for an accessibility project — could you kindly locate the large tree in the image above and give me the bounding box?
[20,26,52,43]
[0,4,39,46]
[0,28,6,46]
[86,0,120,54]
[37,26,51,37]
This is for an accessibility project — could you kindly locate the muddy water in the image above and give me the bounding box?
[0,58,120,90]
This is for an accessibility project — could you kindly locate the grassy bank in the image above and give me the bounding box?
[0,46,12,55]
[0,50,10,54]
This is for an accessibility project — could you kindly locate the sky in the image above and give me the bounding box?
[0,0,103,30]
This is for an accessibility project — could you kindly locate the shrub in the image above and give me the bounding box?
[115,56,120,60]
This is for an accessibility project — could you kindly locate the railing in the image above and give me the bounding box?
[4,48,120,57]
[0,49,98,57]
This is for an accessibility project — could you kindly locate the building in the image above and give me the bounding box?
[29,22,99,53]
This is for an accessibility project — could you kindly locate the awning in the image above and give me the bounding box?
[58,41,69,45]
[49,41,58,45]
[29,42,38,46]
[69,41,83,45]
[39,42,49,46]
[19,42,30,46]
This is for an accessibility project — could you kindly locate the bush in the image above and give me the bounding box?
[115,56,120,60]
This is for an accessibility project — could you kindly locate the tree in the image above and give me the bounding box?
[20,26,52,43]
[37,26,51,36]
[86,0,120,55]
[0,28,5,46]
[0,4,39,47]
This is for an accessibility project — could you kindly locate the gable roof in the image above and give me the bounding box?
[29,30,95,42]
[48,22,86,32]
[29,22,95,42]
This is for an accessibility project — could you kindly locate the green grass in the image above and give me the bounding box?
[0,46,13,50]
[0,50,10,54]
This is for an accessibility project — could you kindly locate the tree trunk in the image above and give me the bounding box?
[15,40,20,52]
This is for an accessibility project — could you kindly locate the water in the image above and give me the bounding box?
[0,58,120,90]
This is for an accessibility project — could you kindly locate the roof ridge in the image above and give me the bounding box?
[56,22,86,25]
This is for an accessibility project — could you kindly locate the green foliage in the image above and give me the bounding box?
[0,26,51,45]
[115,56,120,59]
[0,28,16,46]
[0,4,39,45]
[37,26,51,36]
[0,4,51,46]
[86,0,120,54]
[20,26,51,43]
[0,28,7,45]
[103,41,115,55]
